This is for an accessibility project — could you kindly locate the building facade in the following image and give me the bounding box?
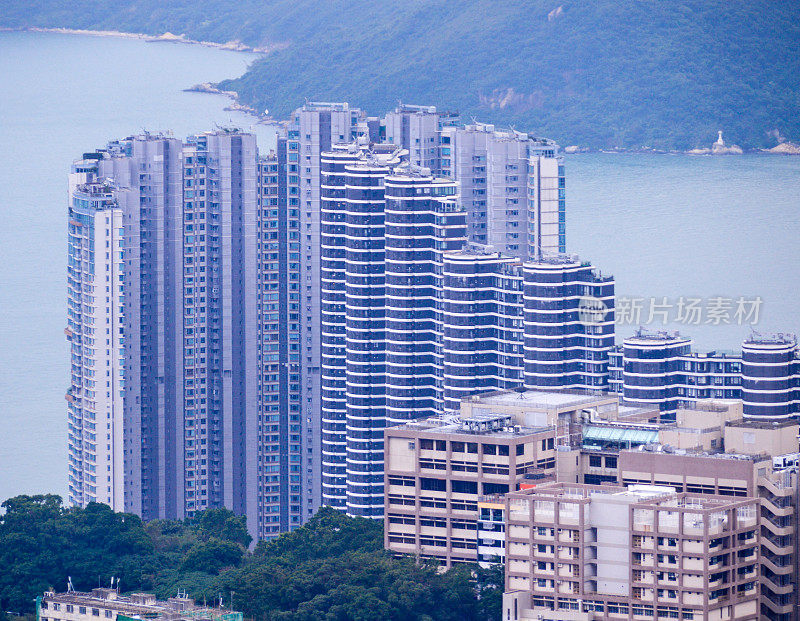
[384,389,629,564]
[442,123,564,259]
[609,331,800,421]
[256,140,305,534]
[69,131,305,541]
[287,102,379,519]
[316,139,610,516]
[522,257,615,391]
[503,483,760,621]
[66,178,127,509]
[384,387,800,620]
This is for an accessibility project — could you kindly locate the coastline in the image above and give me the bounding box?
[2,28,796,154]
[184,82,282,124]
[1,26,283,124]
[0,25,280,54]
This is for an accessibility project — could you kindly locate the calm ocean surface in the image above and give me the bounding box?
[0,31,798,502]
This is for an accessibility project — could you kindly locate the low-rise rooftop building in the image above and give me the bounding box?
[38,589,242,621]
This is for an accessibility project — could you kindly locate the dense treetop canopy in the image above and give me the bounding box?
[0,497,502,621]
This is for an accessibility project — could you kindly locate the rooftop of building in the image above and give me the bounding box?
[624,329,692,346]
[387,162,454,182]
[198,127,247,136]
[523,252,584,267]
[459,123,558,148]
[743,332,797,347]
[442,246,522,264]
[42,589,241,621]
[347,149,406,168]
[509,482,754,508]
[690,348,742,359]
[727,417,799,430]
[75,179,117,198]
[617,404,661,420]
[467,388,617,411]
[301,101,352,112]
[390,103,438,115]
[625,442,772,463]
[391,411,548,438]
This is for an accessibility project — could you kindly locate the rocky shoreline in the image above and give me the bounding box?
[4,27,797,153]
[183,82,280,122]
[3,26,284,54]
[565,145,799,155]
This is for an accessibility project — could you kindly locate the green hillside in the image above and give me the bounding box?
[2,0,799,149]
[0,496,501,620]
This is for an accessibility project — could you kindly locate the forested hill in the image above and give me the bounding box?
[0,496,502,620]
[2,0,799,150]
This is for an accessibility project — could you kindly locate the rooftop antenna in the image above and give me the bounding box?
[67,577,74,592]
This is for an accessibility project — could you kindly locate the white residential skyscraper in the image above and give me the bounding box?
[443,122,564,259]
[288,102,373,517]
[379,108,565,260]
[66,177,126,509]
[69,131,265,540]
[66,102,571,535]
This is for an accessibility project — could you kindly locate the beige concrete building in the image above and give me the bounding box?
[384,411,554,566]
[503,482,760,621]
[383,389,651,566]
[384,389,800,620]
[562,402,800,621]
[38,589,242,621]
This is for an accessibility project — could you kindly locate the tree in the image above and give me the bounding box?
[0,497,501,620]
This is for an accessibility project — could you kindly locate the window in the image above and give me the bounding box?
[483,482,509,495]
[589,455,602,468]
[420,477,447,492]
[452,480,478,494]
[516,444,524,456]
